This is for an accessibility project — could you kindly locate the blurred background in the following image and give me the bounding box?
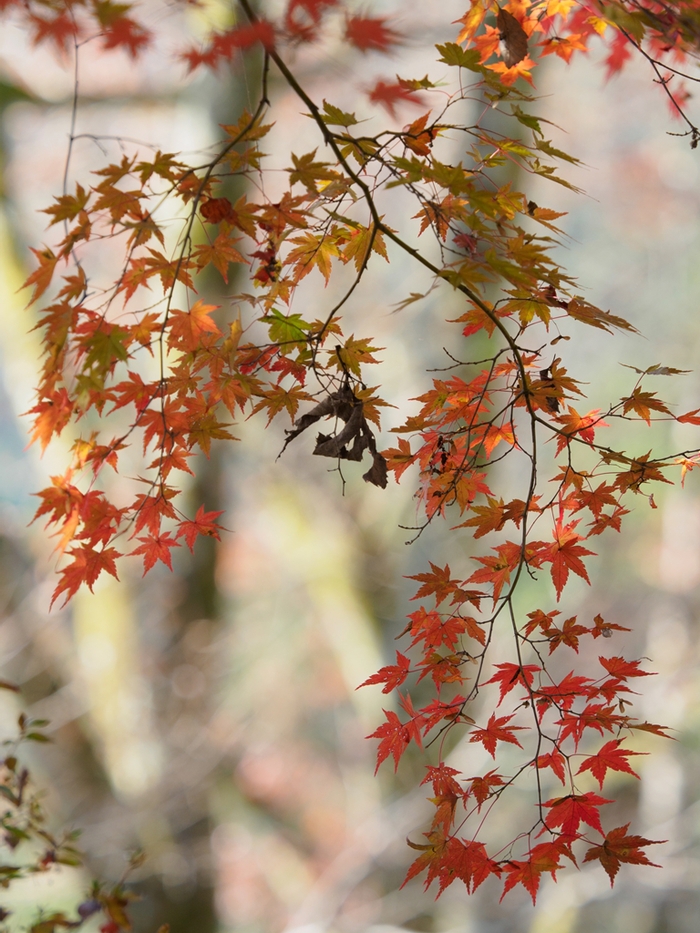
[0,1,700,931]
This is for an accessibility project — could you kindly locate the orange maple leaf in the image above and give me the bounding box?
[539,520,595,600]
[176,505,225,552]
[168,300,221,352]
[22,248,58,305]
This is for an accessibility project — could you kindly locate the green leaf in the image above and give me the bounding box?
[436,42,484,72]
[535,139,581,165]
[511,105,544,135]
[262,308,310,351]
[320,100,358,127]
[25,732,51,743]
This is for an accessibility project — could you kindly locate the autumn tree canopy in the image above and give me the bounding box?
[3,0,700,921]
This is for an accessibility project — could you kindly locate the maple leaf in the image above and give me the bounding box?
[368,709,411,773]
[536,671,596,712]
[192,232,246,283]
[574,482,618,518]
[468,540,524,602]
[358,652,411,694]
[176,505,225,552]
[22,248,58,305]
[382,438,416,481]
[329,335,382,376]
[419,696,470,734]
[422,763,463,797]
[459,498,507,537]
[435,837,498,894]
[577,739,645,789]
[251,385,313,425]
[340,222,389,272]
[132,532,181,574]
[284,0,338,41]
[416,652,465,688]
[583,824,663,885]
[556,702,624,749]
[27,389,74,451]
[368,79,422,117]
[544,791,612,836]
[111,372,156,415]
[51,545,121,607]
[287,230,340,283]
[345,15,402,53]
[29,11,77,52]
[500,843,561,904]
[130,490,178,538]
[621,387,672,424]
[604,30,633,79]
[484,662,540,705]
[408,562,458,606]
[201,197,235,224]
[599,656,653,680]
[482,422,515,457]
[591,613,630,639]
[288,149,342,193]
[102,16,151,57]
[402,829,448,890]
[407,607,468,650]
[168,301,221,352]
[469,770,505,808]
[535,750,567,784]
[539,520,595,600]
[469,713,524,758]
[546,616,589,653]
[402,112,438,157]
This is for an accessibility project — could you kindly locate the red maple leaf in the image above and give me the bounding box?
[284,0,338,41]
[536,671,596,711]
[544,791,612,836]
[345,15,402,53]
[176,505,225,552]
[468,770,505,807]
[556,702,623,748]
[576,739,645,789]
[368,79,422,117]
[535,750,567,785]
[469,713,524,758]
[368,708,411,773]
[436,837,498,894]
[599,656,653,680]
[102,17,151,57]
[419,696,468,735]
[500,841,566,904]
[583,824,664,884]
[358,651,411,693]
[29,12,77,52]
[407,606,468,650]
[422,763,463,797]
[604,30,633,78]
[484,662,540,705]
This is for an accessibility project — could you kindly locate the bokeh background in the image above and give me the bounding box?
[0,1,700,931]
